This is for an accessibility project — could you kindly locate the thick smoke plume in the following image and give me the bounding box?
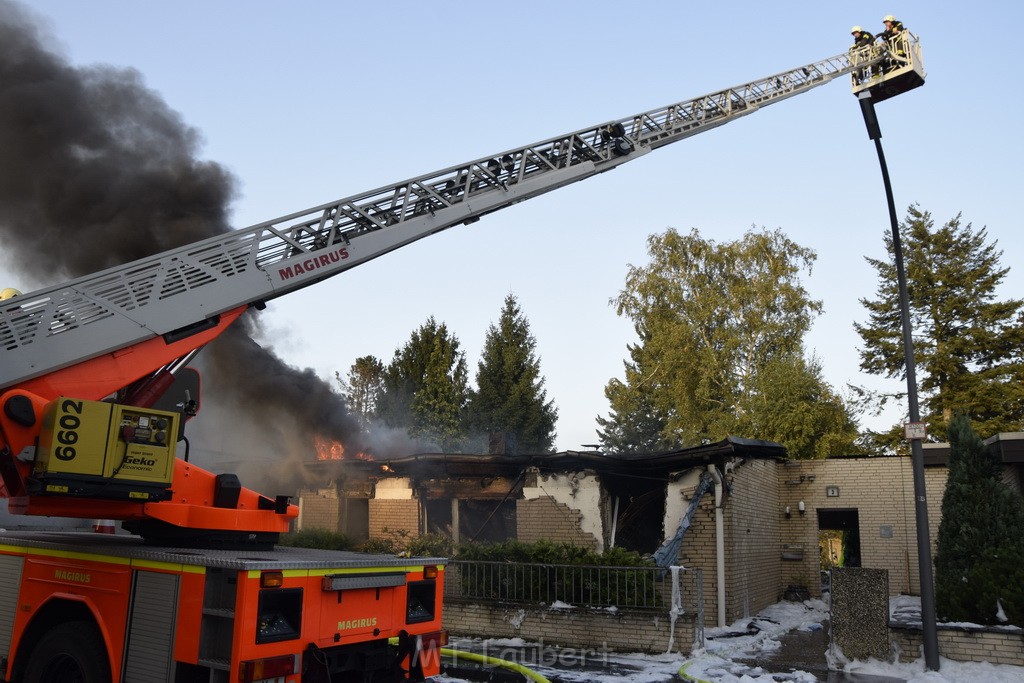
[0,2,233,277]
[0,1,396,493]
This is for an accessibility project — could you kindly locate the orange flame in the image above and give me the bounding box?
[313,435,373,461]
[314,436,345,460]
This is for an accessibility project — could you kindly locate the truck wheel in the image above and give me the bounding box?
[23,620,111,683]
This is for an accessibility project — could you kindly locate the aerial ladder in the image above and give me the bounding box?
[0,39,924,683]
[0,39,923,546]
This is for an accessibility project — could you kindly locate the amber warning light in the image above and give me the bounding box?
[239,654,297,683]
[260,571,283,588]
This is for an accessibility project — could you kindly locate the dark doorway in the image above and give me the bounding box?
[424,498,454,538]
[341,497,369,543]
[817,508,861,569]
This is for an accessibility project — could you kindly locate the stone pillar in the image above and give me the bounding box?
[830,567,891,662]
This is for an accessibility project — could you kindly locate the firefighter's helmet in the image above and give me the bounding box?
[882,15,896,23]
[0,288,21,301]
[851,26,863,34]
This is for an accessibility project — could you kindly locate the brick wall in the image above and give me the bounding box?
[516,497,599,550]
[776,456,948,597]
[669,461,782,626]
[725,459,784,620]
[298,488,341,531]
[670,456,962,626]
[443,600,698,655]
[368,499,420,540]
[891,625,1024,666]
[674,483,719,625]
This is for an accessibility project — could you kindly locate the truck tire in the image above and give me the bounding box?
[22,620,111,683]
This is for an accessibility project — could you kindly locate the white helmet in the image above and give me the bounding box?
[883,15,896,23]
[851,25,863,33]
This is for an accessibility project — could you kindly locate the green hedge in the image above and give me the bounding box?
[454,540,661,608]
[454,539,652,566]
[284,533,652,567]
[277,528,355,551]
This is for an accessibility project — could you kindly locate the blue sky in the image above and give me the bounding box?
[9,1,1022,451]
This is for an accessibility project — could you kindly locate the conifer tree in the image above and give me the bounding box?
[596,336,676,453]
[856,206,1024,441]
[466,294,557,453]
[377,317,468,450]
[336,355,385,426]
[935,415,1024,625]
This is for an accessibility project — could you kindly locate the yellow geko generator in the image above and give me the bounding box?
[33,397,178,501]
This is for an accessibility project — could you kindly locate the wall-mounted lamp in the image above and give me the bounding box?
[798,500,806,515]
[784,506,792,519]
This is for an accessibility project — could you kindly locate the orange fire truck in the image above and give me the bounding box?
[0,36,922,683]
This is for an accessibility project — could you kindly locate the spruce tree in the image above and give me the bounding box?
[597,337,676,453]
[934,415,1024,625]
[856,206,1024,441]
[466,294,557,453]
[377,317,469,450]
[336,355,385,426]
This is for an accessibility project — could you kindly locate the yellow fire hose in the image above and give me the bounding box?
[441,647,551,683]
[677,658,714,683]
[387,637,551,682]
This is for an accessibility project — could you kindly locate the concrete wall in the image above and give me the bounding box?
[830,568,891,661]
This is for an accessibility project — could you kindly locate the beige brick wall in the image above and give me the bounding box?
[726,459,784,620]
[670,461,783,625]
[777,460,825,594]
[516,497,599,550]
[368,498,420,540]
[776,456,948,597]
[301,452,1016,643]
[666,456,965,625]
[298,488,341,532]
[444,600,698,655]
[892,625,1024,666]
[673,480,721,627]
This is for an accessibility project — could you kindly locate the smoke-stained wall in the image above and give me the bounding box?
[519,470,603,550]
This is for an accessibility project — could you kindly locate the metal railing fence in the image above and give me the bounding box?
[444,560,701,613]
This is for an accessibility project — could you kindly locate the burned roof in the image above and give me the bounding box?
[308,435,786,480]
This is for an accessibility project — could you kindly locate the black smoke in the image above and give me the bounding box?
[0,1,387,490]
[0,2,234,276]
